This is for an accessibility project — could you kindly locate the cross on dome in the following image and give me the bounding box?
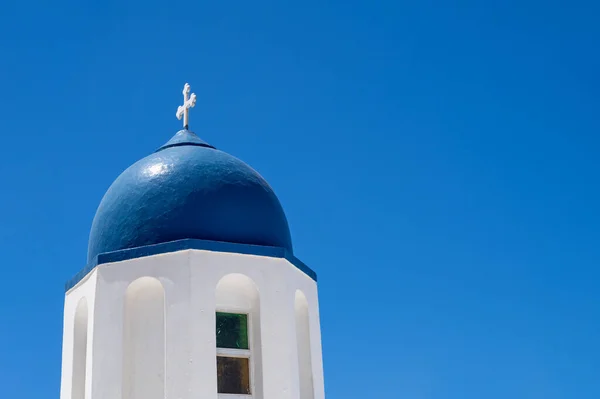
[176,83,197,129]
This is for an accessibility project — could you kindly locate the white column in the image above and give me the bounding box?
[307,290,325,399]
[189,252,219,399]
[84,297,95,399]
[60,273,98,399]
[163,256,193,399]
[89,277,125,399]
[59,294,76,399]
[260,277,299,399]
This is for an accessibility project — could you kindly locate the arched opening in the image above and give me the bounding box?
[215,274,262,397]
[122,277,165,399]
[72,298,88,399]
[295,290,314,399]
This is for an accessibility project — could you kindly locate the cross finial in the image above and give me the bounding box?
[176,83,197,130]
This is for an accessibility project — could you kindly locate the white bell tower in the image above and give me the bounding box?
[59,84,326,399]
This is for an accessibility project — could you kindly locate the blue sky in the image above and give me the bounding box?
[1,1,599,398]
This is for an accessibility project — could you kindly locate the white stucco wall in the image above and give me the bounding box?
[71,297,89,399]
[295,290,315,399]
[122,277,166,399]
[60,249,325,399]
[60,270,97,399]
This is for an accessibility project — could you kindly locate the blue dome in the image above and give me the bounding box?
[87,130,292,263]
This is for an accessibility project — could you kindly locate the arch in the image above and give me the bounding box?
[72,297,88,399]
[215,274,262,396]
[215,273,259,311]
[122,277,165,399]
[295,290,314,399]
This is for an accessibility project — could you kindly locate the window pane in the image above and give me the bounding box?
[217,356,251,394]
[216,312,249,349]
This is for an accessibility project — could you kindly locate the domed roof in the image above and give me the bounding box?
[87,129,292,264]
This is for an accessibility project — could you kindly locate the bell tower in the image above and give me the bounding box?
[59,84,326,399]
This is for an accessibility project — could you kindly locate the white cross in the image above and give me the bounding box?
[176,83,197,129]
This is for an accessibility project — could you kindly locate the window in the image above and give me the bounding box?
[216,312,251,395]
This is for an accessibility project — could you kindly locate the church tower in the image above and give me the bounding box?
[59,84,325,399]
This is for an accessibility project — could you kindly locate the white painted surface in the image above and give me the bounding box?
[122,277,165,399]
[176,83,197,128]
[295,290,315,399]
[60,250,326,399]
[71,298,88,399]
[59,270,97,399]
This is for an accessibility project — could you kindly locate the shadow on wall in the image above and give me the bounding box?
[72,298,88,399]
[296,290,315,399]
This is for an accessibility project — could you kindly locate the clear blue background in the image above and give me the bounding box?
[0,1,598,398]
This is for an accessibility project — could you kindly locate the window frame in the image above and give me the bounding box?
[216,307,254,398]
